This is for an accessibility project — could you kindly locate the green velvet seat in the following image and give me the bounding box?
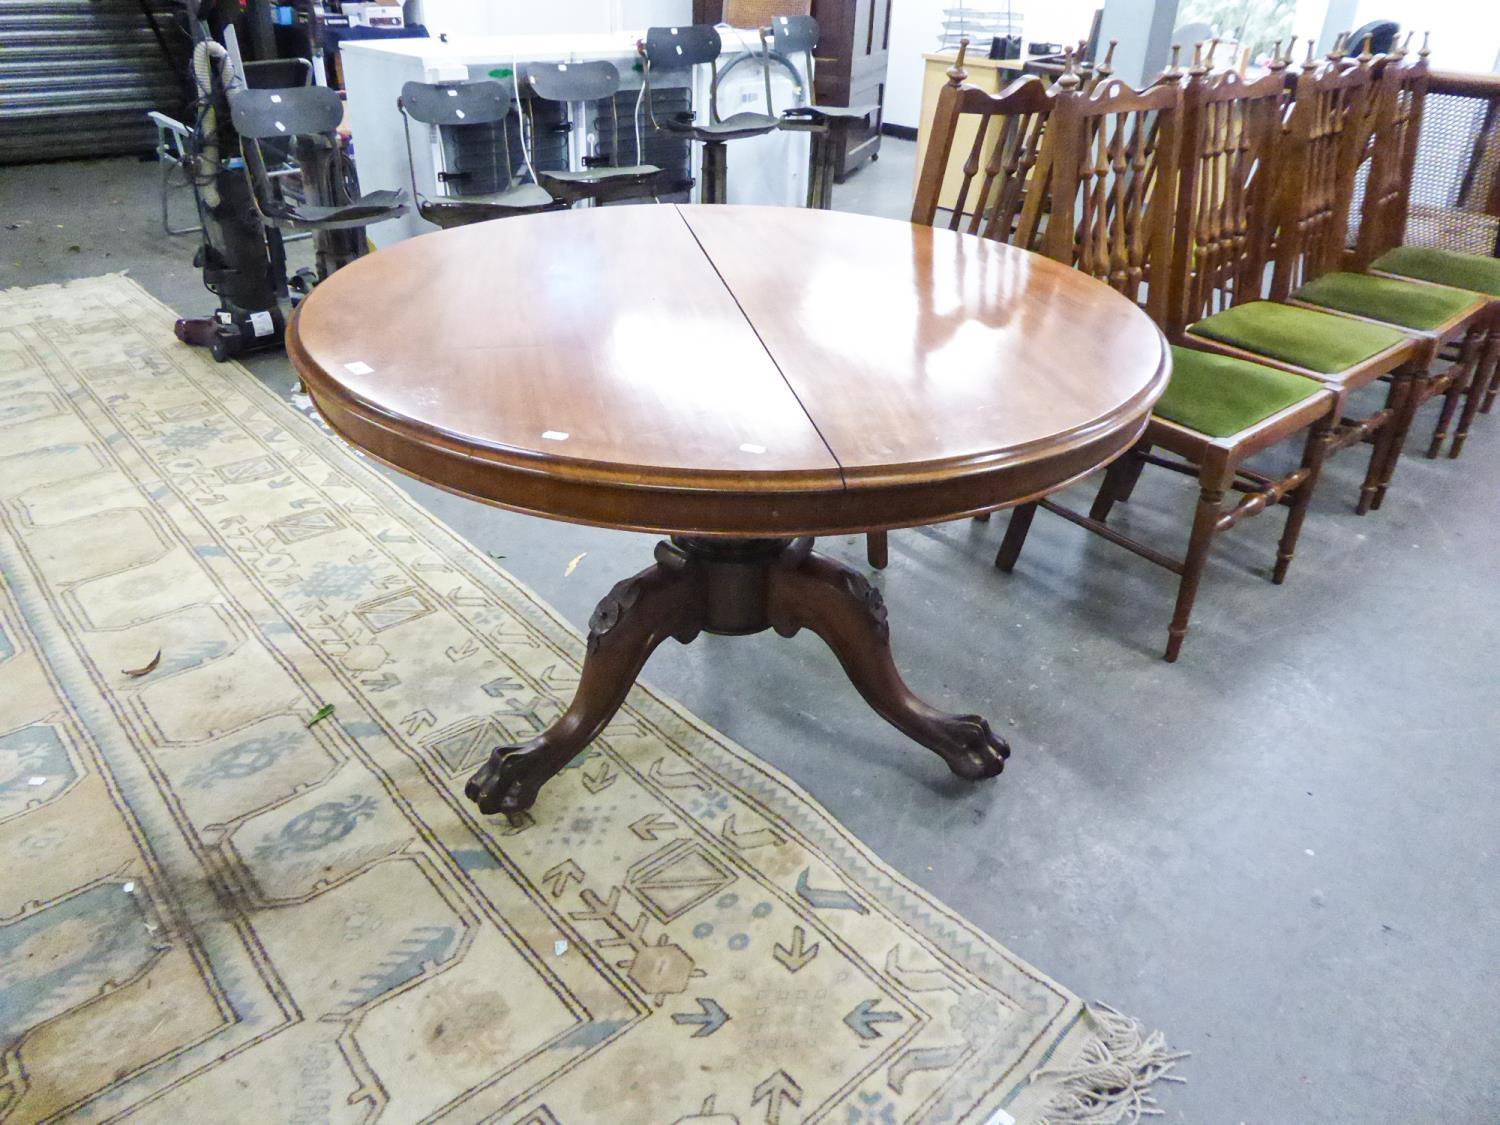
[1294,271,1484,332]
[1155,345,1325,438]
[1188,300,1408,374]
[1372,246,1500,298]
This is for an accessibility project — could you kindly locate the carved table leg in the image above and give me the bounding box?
[465,543,703,821]
[766,542,1009,780]
[465,537,1008,822]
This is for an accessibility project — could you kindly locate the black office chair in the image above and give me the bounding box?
[761,16,880,210]
[638,24,779,204]
[227,84,406,283]
[397,79,564,228]
[526,60,677,206]
[1347,19,1400,55]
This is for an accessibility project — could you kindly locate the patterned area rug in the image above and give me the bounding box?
[0,276,1181,1124]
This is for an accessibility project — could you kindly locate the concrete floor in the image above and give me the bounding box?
[5,146,1499,1124]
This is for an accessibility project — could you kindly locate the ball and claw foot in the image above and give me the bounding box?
[465,748,546,825]
[935,715,1010,779]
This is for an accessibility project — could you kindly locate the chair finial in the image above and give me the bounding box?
[1283,36,1297,64]
[948,37,969,84]
[1358,33,1374,63]
[1328,31,1348,60]
[1101,38,1118,74]
[1058,46,1082,91]
[1419,31,1431,59]
[1205,37,1219,67]
[1398,31,1413,56]
[1305,39,1316,65]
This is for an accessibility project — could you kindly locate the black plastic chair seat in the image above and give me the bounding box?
[267,189,407,229]
[456,183,558,208]
[783,103,879,123]
[542,164,662,184]
[661,111,779,142]
[417,185,564,229]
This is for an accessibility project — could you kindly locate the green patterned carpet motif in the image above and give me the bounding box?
[0,276,1179,1123]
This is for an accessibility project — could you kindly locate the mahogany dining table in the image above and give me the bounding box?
[289,204,1169,820]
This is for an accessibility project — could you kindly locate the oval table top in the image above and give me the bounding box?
[289,205,1170,537]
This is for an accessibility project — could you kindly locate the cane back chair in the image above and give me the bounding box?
[1359,42,1500,457]
[992,58,1338,661]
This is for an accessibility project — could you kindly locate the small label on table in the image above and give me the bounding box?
[542,431,569,441]
[344,361,374,375]
[739,443,766,454]
[249,310,274,337]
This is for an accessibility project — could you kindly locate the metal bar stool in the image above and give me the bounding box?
[762,16,879,210]
[398,79,565,228]
[228,84,407,282]
[526,60,678,206]
[638,24,779,204]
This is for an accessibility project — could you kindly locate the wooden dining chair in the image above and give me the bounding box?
[992,56,1338,661]
[1261,40,1493,495]
[1172,46,1445,516]
[861,45,1058,570]
[1354,40,1500,458]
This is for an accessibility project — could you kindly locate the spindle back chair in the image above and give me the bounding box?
[1176,46,1433,515]
[1351,39,1428,268]
[864,47,1060,569]
[1029,71,1183,324]
[1268,52,1373,298]
[1165,63,1288,338]
[909,54,1058,243]
[993,59,1345,661]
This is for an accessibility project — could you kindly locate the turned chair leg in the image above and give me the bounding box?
[1453,327,1500,455]
[1089,441,1151,523]
[1483,335,1500,414]
[866,530,889,570]
[995,502,1038,572]
[1354,371,1408,515]
[1274,416,1333,585]
[1165,486,1224,663]
[1428,328,1482,457]
[1368,369,1421,513]
[1426,378,1465,459]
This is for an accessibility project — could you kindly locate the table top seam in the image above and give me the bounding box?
[671,204,851,493]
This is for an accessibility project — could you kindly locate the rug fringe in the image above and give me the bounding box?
[1031,1003,1188,1125]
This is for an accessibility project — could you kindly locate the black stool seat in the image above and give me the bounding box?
[543,163,661,184]
[782,103,879,123]
[417,184,564,228]
[268,189,407,229]
[661,110,779,142]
